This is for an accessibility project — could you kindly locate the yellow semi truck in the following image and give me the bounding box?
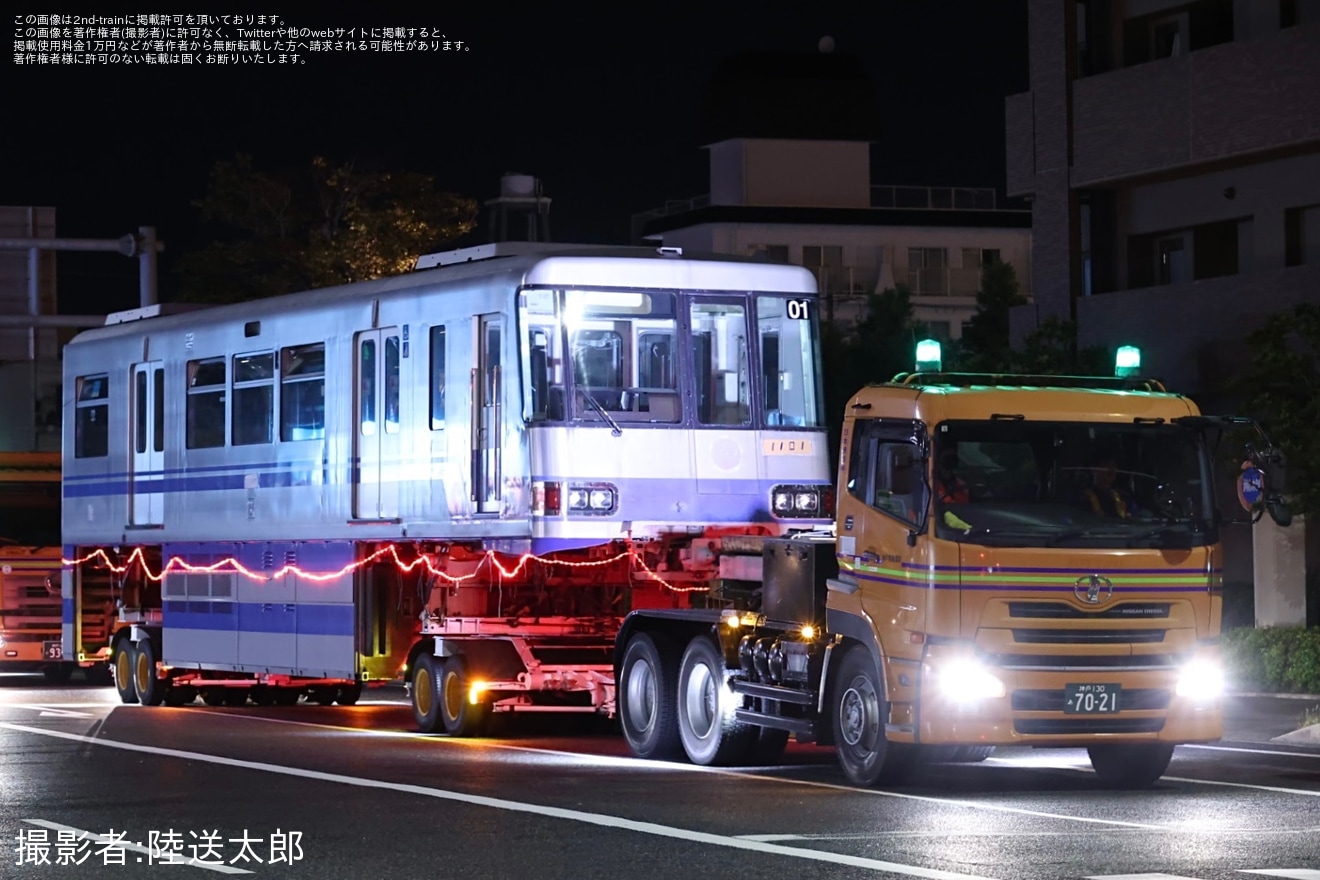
[612,344,1290,788]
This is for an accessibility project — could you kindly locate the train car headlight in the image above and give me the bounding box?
[565,483,617,515]
[588,488,614,510]
[794,491,819,513]
[567,488,590,510]
[771,484,827,519]
[773,492,793,513]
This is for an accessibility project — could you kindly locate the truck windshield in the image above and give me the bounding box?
[933,420,1215,549]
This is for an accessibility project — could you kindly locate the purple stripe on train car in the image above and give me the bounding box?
[62,598,73,624]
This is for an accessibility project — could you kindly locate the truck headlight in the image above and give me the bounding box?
[1175,658,1224,700]
[936,658,1006,701]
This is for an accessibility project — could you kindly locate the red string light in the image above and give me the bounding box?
[62,544,705,593]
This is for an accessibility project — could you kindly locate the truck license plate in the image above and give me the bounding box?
[1063,682,1120,713]
[43,640,63,661]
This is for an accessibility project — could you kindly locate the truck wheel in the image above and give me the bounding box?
[1087,743,1175,789]
[831,645,891,786]
[112,639,139,704]
[618,632,682,760]
[336,683,362,706]
[412,654,444,733]
[439,655,488,737]
[42,664,74,684]
[677,635,754,766]
[133,639,165,707]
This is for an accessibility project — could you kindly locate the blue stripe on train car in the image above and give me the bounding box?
[62,598,74,624]
[163,600,353,636]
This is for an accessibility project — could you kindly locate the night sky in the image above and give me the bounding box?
[5,3,1027,314]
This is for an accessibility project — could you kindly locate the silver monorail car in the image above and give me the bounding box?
[61,244,832,729]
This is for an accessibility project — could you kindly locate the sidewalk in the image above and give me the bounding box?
[1222,692,1320,748]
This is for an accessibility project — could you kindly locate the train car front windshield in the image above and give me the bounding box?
[519,287,824,429]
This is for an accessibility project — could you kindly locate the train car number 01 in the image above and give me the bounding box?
[1063,682,1121,713]
[786,299,810,320]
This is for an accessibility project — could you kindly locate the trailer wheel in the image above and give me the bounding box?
[676,635,754,766]
[336,683,362,706]
[618,631,682,760]
[439,655,487,737]
[1087,743,1175,789]
[201,688,226,707]
[272,688,301,706]
[311,687,337,706]
[133,639,165,707]
[412,654,444,732]
[112,639,138,704]
[831,645,892,787]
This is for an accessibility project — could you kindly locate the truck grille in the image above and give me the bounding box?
[1011,628,1167,644]
[1007,601,1171,620]
[1015,717,1166,735]
[988,652,1184,670]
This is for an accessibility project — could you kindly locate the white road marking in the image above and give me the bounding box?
[1160,775,1320,797]
[1184,744,1320,760]
[1083,875,1203,879]
[21,819,253,874]
[1,722,1004,880]
[740,828,1320,841]
[4,704,94,718]
[183,709,1174,830]
[1238,871,1320,878]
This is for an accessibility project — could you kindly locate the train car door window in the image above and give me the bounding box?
[690,301,750,426]
[429,326,447,429]
[74,373,109,458]
[354,328,401,520]
[473,315,502,514]
[130,361,164,526]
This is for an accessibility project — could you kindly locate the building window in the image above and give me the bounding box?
[802,245,843,268]
[1128,219,1244,289]
[907,247,948,296]
[1285,205,1320,267]
[1157,236,1190,285]
[749,244,790,263]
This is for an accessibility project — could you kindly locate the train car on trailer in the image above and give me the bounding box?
[61,243,833,730]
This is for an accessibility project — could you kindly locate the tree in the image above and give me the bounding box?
[174,154,477,303]
[821,285,925,461]
[956,260,1027,372]
[1014,315,1109,376]
[1238,303,1320,519]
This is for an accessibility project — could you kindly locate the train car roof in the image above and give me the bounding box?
[68,245,817,346]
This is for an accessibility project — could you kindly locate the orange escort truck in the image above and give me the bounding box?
[612,343,1290,788]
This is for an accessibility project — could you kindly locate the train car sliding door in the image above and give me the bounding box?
[473,314,502,514]
[129,361,164,526]
[353,328,401,521]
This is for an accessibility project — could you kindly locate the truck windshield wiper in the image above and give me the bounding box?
[580,391,622,437]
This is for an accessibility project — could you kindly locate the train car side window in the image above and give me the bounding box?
[185,358,227,449]
[232,352,275,446]
[691,301,750,426]
[384,334,400,434]
[74,373,109,458]
[280,343,325,442]
[429,326,446,429]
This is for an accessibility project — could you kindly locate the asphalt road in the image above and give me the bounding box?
[2,674,1318,880]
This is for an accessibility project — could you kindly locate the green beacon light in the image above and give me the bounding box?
[915,338,942,372]
[1115,345,1141,378]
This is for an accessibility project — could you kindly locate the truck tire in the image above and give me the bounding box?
[412,654,444,733]
[831,644,893,787]
[1087,743,1175,789]
[676,635,754,766]
[133,639,165,707]
[112,638,139,704]
[439,655,488,737]
[336,683,362,706]
[618,631,682,760]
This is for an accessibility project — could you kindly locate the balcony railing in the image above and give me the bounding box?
[906,266,983,297]
[872,186,1001,211]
